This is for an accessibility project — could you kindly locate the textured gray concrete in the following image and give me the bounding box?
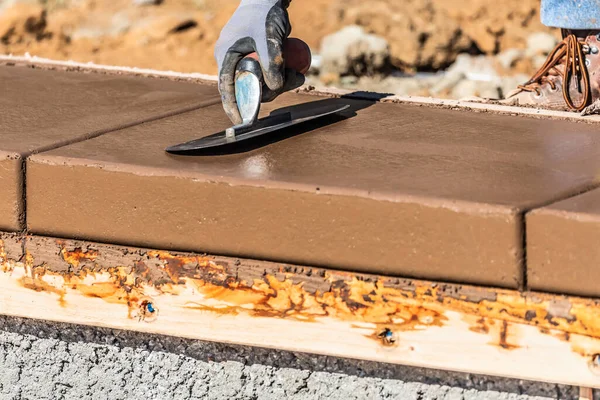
[0,316,582,400]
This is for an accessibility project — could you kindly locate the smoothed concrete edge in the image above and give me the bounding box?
[0,155,24,232]
[24,162,523,288]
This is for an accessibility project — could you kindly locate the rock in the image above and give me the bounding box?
[168,20,198,34]
[307,54,321,75]
[0,3,48,45]
[531,54,549,69]
[109,11,132,36]
[319,25,392,78]
[526,31,558,56]
[0,0,37,14]
[451,80,478,99]
[340,75,359,86]
[498,74,529,98]
[319,72,340,85]
[452,79,500,100]
[477,81,502,99]
[429,71,465,95]
[326,0,477,72]
[72,10,133,40]
[581,99,600,116]
[496,48,525,70]
[358,75,427,96]
[383,77,424,96]
[436,0,552,56]
[446,54,499,81]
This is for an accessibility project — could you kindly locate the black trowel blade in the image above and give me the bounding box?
[165,103,350,154]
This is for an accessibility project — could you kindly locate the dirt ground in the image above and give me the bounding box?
[1,0,553,75]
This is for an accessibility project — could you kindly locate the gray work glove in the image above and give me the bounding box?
[214,0,305,125]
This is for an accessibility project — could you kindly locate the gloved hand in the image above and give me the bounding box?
[214,0,309,125]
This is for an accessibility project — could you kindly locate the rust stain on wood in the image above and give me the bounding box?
[497,320,519,350]
[2,237,600,355]
[60,246,99,268]
[18,275,67,308]
[469,317,490,334]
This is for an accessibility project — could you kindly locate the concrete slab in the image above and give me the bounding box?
[527,188,600,297]
[26,93,600,288]
[0,65,219,230]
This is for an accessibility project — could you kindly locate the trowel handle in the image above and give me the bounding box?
[233,56,264,129]
[235,56,263,83]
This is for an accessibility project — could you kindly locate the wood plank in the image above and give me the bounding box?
[580,387,594,400]
[1,234,600,388]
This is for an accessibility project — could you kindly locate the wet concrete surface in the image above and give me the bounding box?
[0,65,219,155]
[26,91,600,289]
[527,188,600,297]
[0,64,220,230]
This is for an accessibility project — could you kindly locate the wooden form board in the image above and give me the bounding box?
[580,387,594,400]
[1,234,600,388]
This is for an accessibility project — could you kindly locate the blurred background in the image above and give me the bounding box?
[0,0,561,99]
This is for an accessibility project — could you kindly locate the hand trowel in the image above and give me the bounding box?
[165,57,349,154]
